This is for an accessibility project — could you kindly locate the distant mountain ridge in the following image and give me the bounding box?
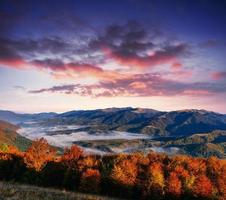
[0,110,57,124]
[1,107,226,137]
[54,107,226,137]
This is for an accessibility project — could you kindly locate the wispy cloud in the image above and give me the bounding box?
[14,85,26,90]
[29,73,225,97]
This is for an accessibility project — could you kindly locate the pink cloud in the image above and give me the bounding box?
[182,89,211,96]
[103,44,187,69]
[33,60,104,77]
[172,69,193,79]
[0,55,129,82]
[0,58,29,69]
[171,62,183,70]
[211,71,226,80]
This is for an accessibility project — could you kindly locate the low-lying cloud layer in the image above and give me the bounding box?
[18,123,151,148]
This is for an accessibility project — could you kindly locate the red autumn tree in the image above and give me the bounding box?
[192,175,213,198]
[61,145,84,169]
[62,145,84,160]
[217,171,226,200]
[207,157,226,199]
[167,172,182,198]
[24,138,56,171]
[186,158,207,176]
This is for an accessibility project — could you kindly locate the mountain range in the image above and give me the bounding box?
[33,107,226,136]
[0,107,226,158]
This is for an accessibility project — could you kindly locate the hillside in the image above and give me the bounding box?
[160,130,226,158]
[0,120,31,151]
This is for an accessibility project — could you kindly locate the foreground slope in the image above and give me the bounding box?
[0,182,121,200]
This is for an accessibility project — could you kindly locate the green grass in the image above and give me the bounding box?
[0,182,122,200]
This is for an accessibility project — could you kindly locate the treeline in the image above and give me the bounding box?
[0,138,225,200]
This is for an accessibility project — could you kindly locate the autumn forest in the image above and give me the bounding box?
[0,138,225,200]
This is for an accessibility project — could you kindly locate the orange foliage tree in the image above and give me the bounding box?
[111,154,138,187]
[77,155,100,172]
[142,162,165,199]
[24,138,56,171]
[61,145,84,169]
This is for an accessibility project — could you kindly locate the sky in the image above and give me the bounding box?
[0,0,226,113]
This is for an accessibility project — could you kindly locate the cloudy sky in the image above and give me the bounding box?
[0,0,226,113]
